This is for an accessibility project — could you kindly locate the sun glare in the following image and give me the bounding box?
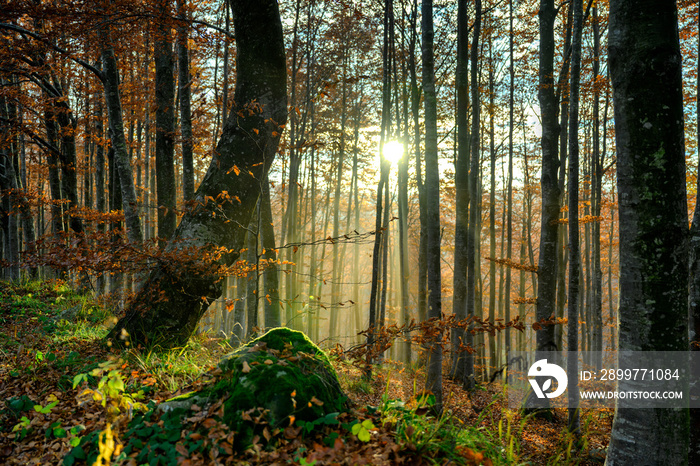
[383,141,404,165]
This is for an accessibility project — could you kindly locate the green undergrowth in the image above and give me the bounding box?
[126,336,226,393]
[65,328,351,464]
[2,280,563,464]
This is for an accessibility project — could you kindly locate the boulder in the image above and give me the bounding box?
[160,327,347,441]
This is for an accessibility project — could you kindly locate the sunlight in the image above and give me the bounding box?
[383,140,404,165]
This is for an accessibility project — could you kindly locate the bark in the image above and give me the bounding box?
[555,4,573,353]
[154,0,177,245]
[692,4,700,462]
[535,0,561,356]
[329,49,348,340]
[245,215,258,338]
[464,0,482,391]
[422,0,443,408]
[505,0,514,356]
[451,0,469,382]
[44,96,64,236]
[53,84,83,235]
[177,0,195,202]
[0,84,19,280]
[591,5,603,366]
[408,0,427,326]
[107,0,286,348]
[260,176,280,329]
[606,1,688,463]
[101,45,143,243]
[488,32,497,373]
[566,0,583,435]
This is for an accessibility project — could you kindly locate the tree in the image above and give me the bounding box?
[154,0,177,245]
[177,0,195,202]
[451,0,470,385]
[464,0,482,391]
[566,0,583,435]
[606,1,688,463]
[107,0,287,348]
[534,0,561,357]
[422,0,443,409]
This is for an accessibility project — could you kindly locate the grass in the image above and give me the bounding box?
[125,337,226,393]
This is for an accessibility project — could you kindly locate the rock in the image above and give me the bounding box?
[159,327,348,442]
[69,328,349,464]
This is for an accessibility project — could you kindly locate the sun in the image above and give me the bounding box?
[383,140,404,165]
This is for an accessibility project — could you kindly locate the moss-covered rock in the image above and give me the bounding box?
[161,328,346,444]
[214,327,347,434]
[67,329,349,465]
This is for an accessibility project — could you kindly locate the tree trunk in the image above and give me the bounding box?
[245,215,258,338]
[691,4,700,462]
[422,0,443,408]
[107,0,287,348]
[606,1,688,463]
[464,0,481,391]
[260,176,280,329]
[155,0,177,245]
[488,31,497,374]
[451,0,469,383]
[566,0,583,435]
[505,0,515,356]
[100,44,143,244]
[330,50,348,340]
[590,5,603,369]
[535,0,561,356]
[177,0,195,202]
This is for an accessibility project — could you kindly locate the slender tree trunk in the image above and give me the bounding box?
[422,0,443,408]
[464,0,482,391]
[555,3,573,353]
[452,0,470,383]
[260,176,280,329]
[505,0,515,356]
[231,275,246,345]
[177,0,195,202]
[409,0,427,326]
[45,97,64,237]
[0,85,19,280]
[566,0,583,435]
[155,0,177,245]
[330,50,348,340]
[535,0,561,357]
[488,32,497,373]
[606,1,688,462]
[245,215,258,338]
[101,45,143,243]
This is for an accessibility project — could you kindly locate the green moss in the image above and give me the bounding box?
[213,328,347,439]
[116,327,348,460]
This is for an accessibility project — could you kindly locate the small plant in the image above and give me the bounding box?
[73,358,147,420]
[351,419,375,442]
[11,416,31,440]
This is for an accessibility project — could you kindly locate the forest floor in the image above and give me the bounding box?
[0,279,612,465]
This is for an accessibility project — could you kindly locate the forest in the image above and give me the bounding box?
[0,0,699,464]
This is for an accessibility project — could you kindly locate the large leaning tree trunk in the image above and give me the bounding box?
[107,0,287,348]
[606,1,688,464]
